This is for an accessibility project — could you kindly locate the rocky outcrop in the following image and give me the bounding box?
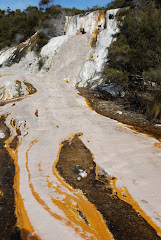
[65,10,106,35]
[0,33,38,68]
[65,9,119,88]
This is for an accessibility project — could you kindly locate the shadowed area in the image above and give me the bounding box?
[0,115,22,240]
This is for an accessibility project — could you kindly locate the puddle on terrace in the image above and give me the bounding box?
[56,134,161,240]
[0,115,22,240]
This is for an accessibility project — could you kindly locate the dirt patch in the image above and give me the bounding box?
[0,115,22,240]
[56,134,161,240]
[9,136,19,150]
[23,81,37,95]
[35,109,38,117]
[78,88,161,141]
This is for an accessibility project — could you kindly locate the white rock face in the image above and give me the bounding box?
[0,129,5,139]
[0,35,70,74]
[79,9,119,88]
[0,9,118,83]
[65,9,119,88]
[39,35,70,73]
[41,35,69,58]
[0,47,17,66]
[19,35,70,74]
[0,33,38,67]
[65,11,106,35]
[0,77,36,100]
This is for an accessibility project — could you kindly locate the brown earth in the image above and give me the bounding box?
[78,87,161,141]
[0,115,22,240]
[56,134,161,240]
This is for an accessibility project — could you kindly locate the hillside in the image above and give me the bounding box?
[0,2,161,240]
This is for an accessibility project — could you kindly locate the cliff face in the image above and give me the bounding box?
[0,9,119,88]
[65,9,119,88]
[65,10,106,35]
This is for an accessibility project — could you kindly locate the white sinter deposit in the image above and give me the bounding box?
[0,47,17,66]
[65,9,119,88]
[0,9,119,85]
[21,35,70,74]
[65,10,106,35]
[39,35,70,73]
[0,9,161,240]
[0,34,69,74]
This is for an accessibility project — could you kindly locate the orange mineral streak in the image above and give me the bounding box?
[0,74,11,78]
[16,32,38,52]
[26,139,63,222]
[119,124,159,141]
[5,135,41,240]
[90,10,105,48]
[90,29,99,48]
[26,136,113,239]
[93,10,105,24]
[111,178,161,237]
[154,142,161,148]
[52,135,114,240]
[85,98,94,111]
[97,10,106,23]
[38,162,43,173]
[48,175,108,239]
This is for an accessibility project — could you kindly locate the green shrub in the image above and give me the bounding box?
[108,38,132,71]
[107,2,161,76]
[116,7,131,21]
[107,0,132,9]
[143,68,161,86]
[35,33,49,53]
[103,67,128,87]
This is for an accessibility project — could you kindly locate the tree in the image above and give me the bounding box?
[39,0,54,10]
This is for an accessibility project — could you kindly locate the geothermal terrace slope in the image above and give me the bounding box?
[0,9,161,240]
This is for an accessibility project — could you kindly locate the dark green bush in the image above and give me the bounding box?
[103,67,128,87]
[35,33,49,53]
[143,68,161,86]
[105,1,161,89]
